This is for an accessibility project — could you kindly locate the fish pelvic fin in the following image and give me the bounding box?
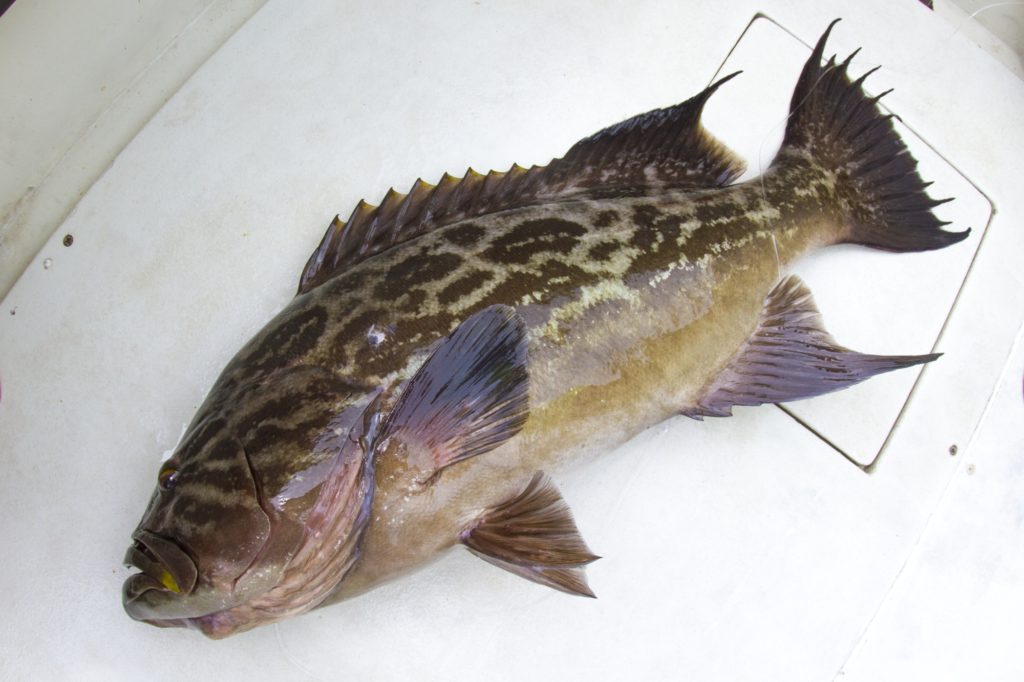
[375,305,530,484]
[298,74,746,295]
[682,275,939,419]
[776,19,969,253]
[461,472,599,598]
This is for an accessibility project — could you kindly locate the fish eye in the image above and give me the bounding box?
[158,467,179,491]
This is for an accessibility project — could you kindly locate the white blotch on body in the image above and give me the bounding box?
[367,324,392,349]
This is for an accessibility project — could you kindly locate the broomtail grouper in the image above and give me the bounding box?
[123,21,969,638]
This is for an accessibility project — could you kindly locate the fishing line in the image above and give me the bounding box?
[770,233,782,280]
[274,622,328,681]
[926,1,1024,79]
[968,0,1024,17]
[944,1,1024,42]
[750,2,1022,189]
[750,48,840,274]
[742,4,1014,271]
[754,61,836,202]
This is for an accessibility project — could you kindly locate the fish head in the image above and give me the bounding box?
[122,415,270,626]
[122,364,374,636]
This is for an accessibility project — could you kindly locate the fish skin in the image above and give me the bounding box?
[312,156,833,603]
[205,161,832,506]
[122,21,966,637]
[127,160,828,634]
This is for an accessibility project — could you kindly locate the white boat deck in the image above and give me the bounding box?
[1,2,1021,679]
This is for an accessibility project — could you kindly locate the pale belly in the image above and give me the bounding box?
[325,213,805,603]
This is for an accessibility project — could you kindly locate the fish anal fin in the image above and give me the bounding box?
[684,275,939,418]
[298,74,746,295]
[461,472,599,598]
[375,305,529,482]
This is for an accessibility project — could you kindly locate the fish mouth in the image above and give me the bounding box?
[122,530,199,621]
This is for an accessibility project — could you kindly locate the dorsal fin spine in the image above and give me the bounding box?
[449,172,473,212]
[298,73,746,294]
[373,189,405,235]
[402,178,433,230]
[391,189,415,231]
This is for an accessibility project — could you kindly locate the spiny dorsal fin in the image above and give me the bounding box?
[298,73,746,294]
[546,71,746,193]
[461,472,599,598]
[374,305,529,483]
[682,275,940,419]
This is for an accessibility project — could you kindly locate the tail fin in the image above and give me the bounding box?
[779,19,970,252]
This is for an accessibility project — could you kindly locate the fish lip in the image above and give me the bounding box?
[121,571,169,621]
[125,530,199,597]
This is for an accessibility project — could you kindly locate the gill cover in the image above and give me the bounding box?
[124,365,368,630]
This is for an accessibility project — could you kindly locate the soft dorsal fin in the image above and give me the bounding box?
[298,73,746,294]
[683,275,940,419]
[461,472,599,598]
[373,305,529,483]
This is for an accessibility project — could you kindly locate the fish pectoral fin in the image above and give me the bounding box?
[375,305,529,481]
[682,275,940,419]
[460,472,599,598]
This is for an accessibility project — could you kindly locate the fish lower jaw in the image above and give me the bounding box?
[121,575,244,636]
[122,572,168,617]
[122,545,363,638]
[122,582,260,637]
[122,574,213,625]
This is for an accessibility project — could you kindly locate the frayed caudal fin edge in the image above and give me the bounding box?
[779,19,970,253]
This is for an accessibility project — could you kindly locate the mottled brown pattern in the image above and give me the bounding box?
[373,251,465,300]
[485,258,601,307]
[206,155,842,412]
[326,307,386,369]
[177,417,226,462]
[397,288,428,313]
[360,311,458,381]
[232,368,344,434]
[586,239,624,262]
[593,209,619,228]
[129,120,857,643]
[627,204,681,253]
[438,269,494,306]
[124,22,968,638]
[288,165,841,387]
[124,152,871,638]
[444,223,486,248]
[242,305,328,374]
[482,218,587,264]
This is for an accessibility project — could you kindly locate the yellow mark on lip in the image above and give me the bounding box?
[160,569,181,593]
